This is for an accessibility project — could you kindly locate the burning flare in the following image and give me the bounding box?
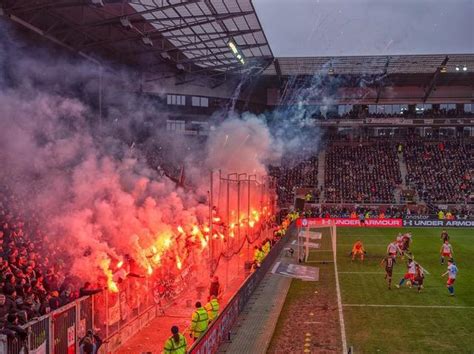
[176,255,182,270]
[100,258,119,293]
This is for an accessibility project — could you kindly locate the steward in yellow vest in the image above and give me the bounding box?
[254,246,265,267]
[163,326,187,354]
[205,296,219,322]
[190,302,208,340]
[262,240,271,255]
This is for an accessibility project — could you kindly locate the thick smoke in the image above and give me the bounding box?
[206,112,282,176]
[0,21,282,282]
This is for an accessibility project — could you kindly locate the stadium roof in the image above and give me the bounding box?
[2,0,473,89]
[264,54,474,76]
[2,0,273,79]
[130,0,273,72]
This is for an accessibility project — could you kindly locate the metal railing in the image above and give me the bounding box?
[0,275,158,354]
[189,223,295,353]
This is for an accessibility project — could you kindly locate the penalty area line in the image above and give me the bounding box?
[338,271,405,274]
[343,304,474,309]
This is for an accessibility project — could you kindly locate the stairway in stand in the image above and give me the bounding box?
[317,150,326,202]
[397,152,408,203]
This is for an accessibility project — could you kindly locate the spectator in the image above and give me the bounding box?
[79,282,103,297]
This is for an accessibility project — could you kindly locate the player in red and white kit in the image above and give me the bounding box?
[387,241,400,258]
[441,259,458,296]
[396,258,416,288]
[396,233,403,247]
[440,240,453,265]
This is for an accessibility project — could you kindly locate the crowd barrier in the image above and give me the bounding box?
[296,217,474,228]
[189,223,296,353]
[0,276,158,354]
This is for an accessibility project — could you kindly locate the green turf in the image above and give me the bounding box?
[268,227,339,352]
[337,227,474,353]
[269,227,474,353]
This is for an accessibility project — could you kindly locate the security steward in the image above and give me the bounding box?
[205,295,219,323]
[190,301,208,340]
[163,325,187,354]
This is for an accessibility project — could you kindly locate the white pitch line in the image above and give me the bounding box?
[333,233,348,354]
[343,304,474,309]
[271,261,281,274]
[338,243,389,246]
[338,271,404,274]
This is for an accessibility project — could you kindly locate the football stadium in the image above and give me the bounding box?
[0,0,472,353]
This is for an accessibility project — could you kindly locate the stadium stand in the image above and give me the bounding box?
[325,141,402,203]
[404,139,473,204]
[272,155,319,205]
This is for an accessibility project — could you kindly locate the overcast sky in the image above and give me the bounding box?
[253,0,474,57]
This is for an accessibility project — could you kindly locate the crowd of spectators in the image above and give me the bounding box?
[364,108,474,119]
[0,183,102,339]
[303,205,419,218]
[338,107,473,120]
[325,142,402,203]
[296,204,472,219]
[271,155,319,206]
[403,141,473,204]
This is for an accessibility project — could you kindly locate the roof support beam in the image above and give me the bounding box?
[76,12,253,49]
[128,29,261,55]
[423,56,449,102]
[177,44,268,63]
[274,58,282,77]
[86,0,202,27]
[375,57,391,103]
[4,1,84,14]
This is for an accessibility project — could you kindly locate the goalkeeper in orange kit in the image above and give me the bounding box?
[351,240,366,261]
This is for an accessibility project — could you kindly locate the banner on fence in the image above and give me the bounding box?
[30,341,47,354]
[297,218,403,227]
[403,219,474,228]
[296,217,473,228]
[67,326,75,354]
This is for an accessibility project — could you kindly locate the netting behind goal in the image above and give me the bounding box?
[297,220,337,263]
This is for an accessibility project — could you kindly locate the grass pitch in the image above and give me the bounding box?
[270,227,474,353]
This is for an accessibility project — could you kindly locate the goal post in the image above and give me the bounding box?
[296,218,337,263]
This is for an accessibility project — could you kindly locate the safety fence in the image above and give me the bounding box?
[189,223,296,353]
[0,276,158,354]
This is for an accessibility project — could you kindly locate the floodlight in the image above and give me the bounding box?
[462,66,467,71]
[455,66,460,71]
[228,38,246,65]
[228,41,238,54]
